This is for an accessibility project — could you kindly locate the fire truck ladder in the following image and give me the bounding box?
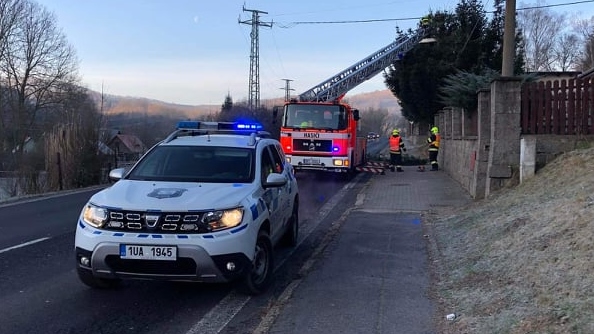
[298,27,426,103]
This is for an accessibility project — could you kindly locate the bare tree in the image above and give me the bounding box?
[46,84,103,190]
[518,1,566,71]
[0,0,22,59]
[0,0,24,157]
[572,15,594,70]
[553,33,580,71]
[583,35,594,70]
[1,0,78,169]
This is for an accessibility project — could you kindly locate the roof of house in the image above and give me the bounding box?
[109,134,146,153]
[578,67,594,79]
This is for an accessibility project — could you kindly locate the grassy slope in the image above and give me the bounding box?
[427,147,594,333]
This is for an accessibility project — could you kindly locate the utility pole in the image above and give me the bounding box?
[501,0,516,76]
[239,7,272,114]
[280,79,294,102]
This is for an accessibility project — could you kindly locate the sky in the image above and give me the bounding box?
[35,0,594,106]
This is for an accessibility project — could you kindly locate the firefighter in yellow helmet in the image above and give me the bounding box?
[427,126,440,171]
[389,129,406,172]
[420,15,430,28]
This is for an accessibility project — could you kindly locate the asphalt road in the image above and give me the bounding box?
[0,171,365,334]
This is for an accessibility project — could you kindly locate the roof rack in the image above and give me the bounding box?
[164,121,271,143]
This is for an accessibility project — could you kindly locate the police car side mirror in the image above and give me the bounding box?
[263,173,287,188]
[108,167,127,181]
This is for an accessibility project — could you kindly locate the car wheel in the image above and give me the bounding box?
[239,230,274,295]
[281,201,299,247]
[77,267,120,289]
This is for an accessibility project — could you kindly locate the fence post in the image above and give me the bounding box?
[472,88,491,199]
[56,152,63,191]
[486,77,522,197]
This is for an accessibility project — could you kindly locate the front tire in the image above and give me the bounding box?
[281,200,299,247]
[239,230,274,295]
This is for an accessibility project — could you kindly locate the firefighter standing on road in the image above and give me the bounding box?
[427,126,440,171]
[389,129,406,172]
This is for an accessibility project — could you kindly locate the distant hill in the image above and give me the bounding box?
[88,91,220,118]
[344,89,402,114]
[89,89,401,117]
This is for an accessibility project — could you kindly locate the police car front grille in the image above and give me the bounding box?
[105,256,197,275]
[104,210,210,234]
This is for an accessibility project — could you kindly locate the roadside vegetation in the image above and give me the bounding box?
[427,145,594,333]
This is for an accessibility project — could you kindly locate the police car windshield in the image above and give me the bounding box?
[127,146,254,183]
[284,105,346,130]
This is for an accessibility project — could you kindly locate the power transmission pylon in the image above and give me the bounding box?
[280,79,294,102]
[239,6,272,114]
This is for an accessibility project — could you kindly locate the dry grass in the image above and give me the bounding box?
[426,147,594,334]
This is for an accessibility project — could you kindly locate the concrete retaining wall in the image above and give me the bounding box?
[435,78,594,200]
[440,138,478,195]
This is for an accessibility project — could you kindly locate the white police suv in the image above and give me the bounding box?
[75,121,299,295]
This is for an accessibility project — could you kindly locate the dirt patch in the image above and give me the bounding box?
[425,147,594,333]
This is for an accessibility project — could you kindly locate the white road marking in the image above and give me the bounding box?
[0,237,51,254]
[184,173,364,334]
[185,291,251,334]
[253,201,356,334]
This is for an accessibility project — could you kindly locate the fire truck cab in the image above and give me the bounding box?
[278,101,366,173]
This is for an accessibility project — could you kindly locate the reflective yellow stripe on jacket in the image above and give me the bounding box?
[427,134,440,150]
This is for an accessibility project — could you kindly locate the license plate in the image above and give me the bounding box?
[303,158,320,164]
[120,244,177,261]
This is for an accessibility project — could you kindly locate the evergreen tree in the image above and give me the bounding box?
[385,11,458,124]
[221,92,233,113]
[384,0,525,125]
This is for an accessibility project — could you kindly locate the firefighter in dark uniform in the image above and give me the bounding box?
[427,126,440,171]
[389,129,406,172]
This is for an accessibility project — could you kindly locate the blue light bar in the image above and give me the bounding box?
[175,120,264,131]
[236,123,263,130]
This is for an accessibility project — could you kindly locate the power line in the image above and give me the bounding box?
[519,0,594,10]
[239,6,273,113]
[275,0,594,27]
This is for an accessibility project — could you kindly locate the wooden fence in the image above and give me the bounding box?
[521,78,593,135]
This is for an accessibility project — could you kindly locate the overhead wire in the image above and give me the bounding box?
[259,28,286,102]
[241,0,592,101]
[274,0,594,27]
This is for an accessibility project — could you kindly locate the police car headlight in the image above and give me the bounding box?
[82,204,108,228]
[202,208,243,231]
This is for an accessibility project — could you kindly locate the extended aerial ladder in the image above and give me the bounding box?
[277,25,428,174]
[298,27,427,102]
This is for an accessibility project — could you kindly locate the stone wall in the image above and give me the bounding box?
[440,138,478,194]
[436,78,594,200]
[531,135,594,169]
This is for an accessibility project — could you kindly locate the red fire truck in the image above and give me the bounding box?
[275,26,428,174]
[278,99,366,173]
